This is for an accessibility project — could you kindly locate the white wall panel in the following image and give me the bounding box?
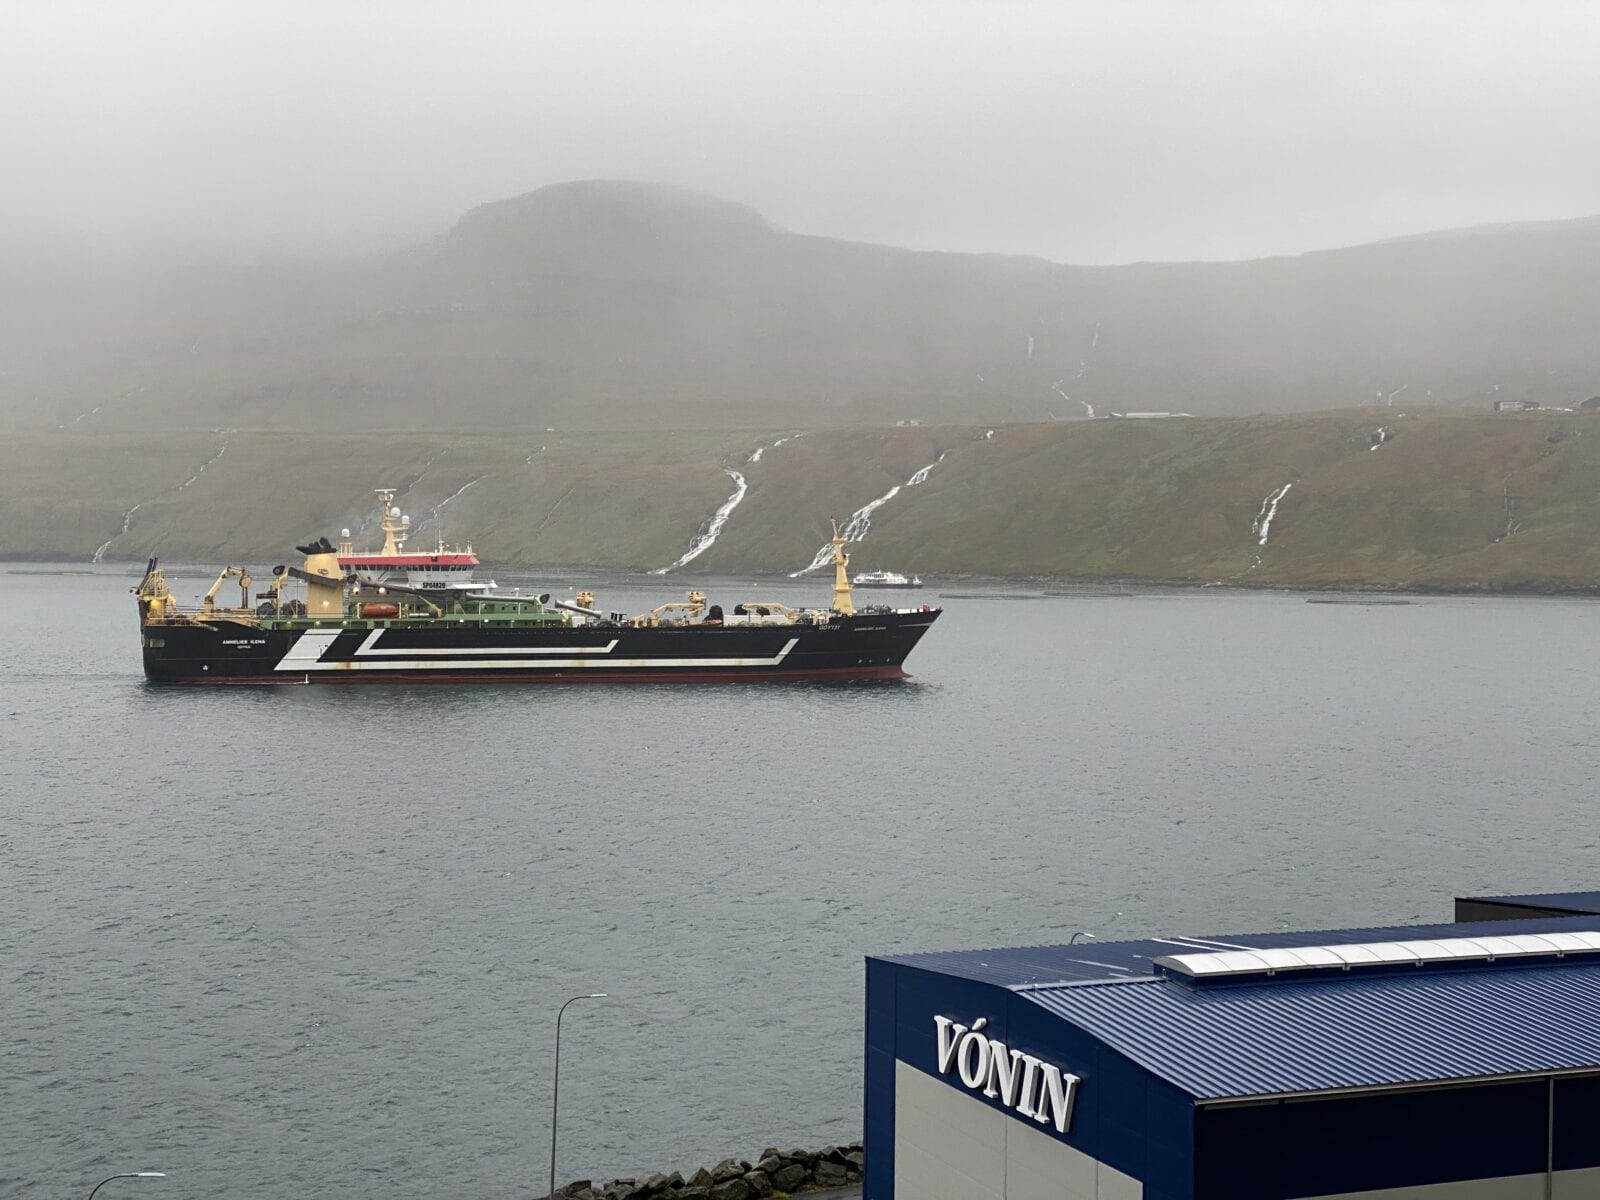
[1005,1106,1097,1200]
[895,1059,1005,1200]
[1300,1172,1547,1199]
[1553,1166,1600,1198]
[894,1059,1142,1199]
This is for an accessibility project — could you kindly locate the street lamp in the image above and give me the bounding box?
[549,992,607,1200]
[86,1173,165,1200]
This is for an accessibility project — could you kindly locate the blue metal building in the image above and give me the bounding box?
[1456,890,1600,922]
[865,905,1600,1199]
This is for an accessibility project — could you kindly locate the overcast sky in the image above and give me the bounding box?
[4,0,1598,265]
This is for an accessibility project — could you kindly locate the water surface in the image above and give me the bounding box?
[4,568,1598,1199]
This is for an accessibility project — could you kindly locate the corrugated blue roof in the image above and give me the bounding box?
[1026,961,1600,1101]
[877,915,1600,1100]
[875,938,1182,986]
[1461,890,1600,914]
[1217,914,1600,949]
[876,914,1600,986]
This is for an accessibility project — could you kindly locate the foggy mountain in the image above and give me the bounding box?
[6,179,1599,430]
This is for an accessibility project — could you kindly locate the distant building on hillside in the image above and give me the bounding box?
[1493,399,1541,412]
[895,419,923,426]
[1107,411,1192,419]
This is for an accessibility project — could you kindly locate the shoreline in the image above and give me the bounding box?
[541,1143,863,1200]
[12,559,1600,602]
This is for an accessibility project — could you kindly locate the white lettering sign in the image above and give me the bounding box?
[932,1015,1080,1134]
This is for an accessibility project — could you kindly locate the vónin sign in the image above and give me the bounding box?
[933,1016,1080,1133]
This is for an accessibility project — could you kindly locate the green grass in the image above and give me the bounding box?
[6,409,1600,590]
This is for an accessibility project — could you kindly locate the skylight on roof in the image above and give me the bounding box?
[1153,931,1600,980]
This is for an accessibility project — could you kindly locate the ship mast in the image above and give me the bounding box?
[375,488,410,555]
[831,520,855,615]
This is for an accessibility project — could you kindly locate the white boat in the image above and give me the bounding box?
[852,570,923,588]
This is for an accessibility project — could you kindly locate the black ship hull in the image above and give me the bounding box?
[141,609,939,685]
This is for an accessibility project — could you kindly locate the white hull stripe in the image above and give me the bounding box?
[277,633,799,672]
[354,630,619,657]
[275,629,341,670]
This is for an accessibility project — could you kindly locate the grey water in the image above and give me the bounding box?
[5,568,1600,1200]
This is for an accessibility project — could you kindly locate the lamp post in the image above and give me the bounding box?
[86,1173,165,1200]
[548,992,607,1200]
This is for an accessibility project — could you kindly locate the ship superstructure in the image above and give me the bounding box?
[336,489,488,593]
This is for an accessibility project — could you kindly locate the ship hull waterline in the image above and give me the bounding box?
[140,610,939,685]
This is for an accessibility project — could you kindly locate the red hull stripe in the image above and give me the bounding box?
[156,665,908,686]
[340,555,478,566]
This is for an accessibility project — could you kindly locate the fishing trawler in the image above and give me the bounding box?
[337,489,488,592]
[134,523,939,685]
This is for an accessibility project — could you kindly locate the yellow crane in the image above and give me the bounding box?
[198,565,252,615]
[634,591,708,627]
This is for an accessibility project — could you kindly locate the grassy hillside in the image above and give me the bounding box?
[6,409,1599,591]
[5,181,1600,431]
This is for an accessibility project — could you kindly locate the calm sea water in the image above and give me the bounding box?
[5,567,1599,1200]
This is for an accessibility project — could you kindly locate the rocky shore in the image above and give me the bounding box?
[540,1142,864,1200]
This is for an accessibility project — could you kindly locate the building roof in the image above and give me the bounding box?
[875,914,1600,1102]
[876,913,1600,987]
[1152,929,1600,981]
[1026,961,1600,1102]
[876,937,1186,987]
[1459,890,1600,915]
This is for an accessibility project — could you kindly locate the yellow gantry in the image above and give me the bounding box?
[831,521,855,616]
[133,563,179,622]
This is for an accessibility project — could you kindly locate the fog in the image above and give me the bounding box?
[4,0,1598,265]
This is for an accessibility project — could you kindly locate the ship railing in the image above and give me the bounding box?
[143,606,262,624]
